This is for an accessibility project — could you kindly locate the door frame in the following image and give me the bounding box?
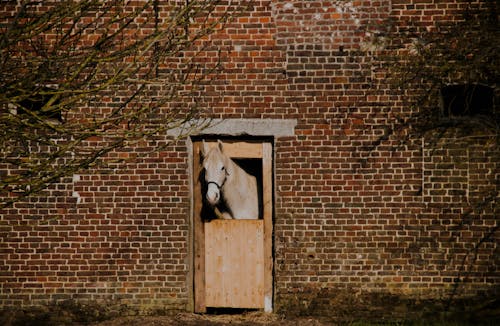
[191,138,273,312]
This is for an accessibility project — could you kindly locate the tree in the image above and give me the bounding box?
[383,3,499,208]
[384,2,499,305]
[0,0,249,208]
[387,1,499,138]
[385,0,499,214]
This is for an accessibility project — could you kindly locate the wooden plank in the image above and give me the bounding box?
[193,141,206,312]
[203,141,263,158]
[262,142,273,312]
[205,220,264,308]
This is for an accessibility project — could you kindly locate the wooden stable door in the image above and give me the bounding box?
[193,140,273,312]
[205,220,264,308]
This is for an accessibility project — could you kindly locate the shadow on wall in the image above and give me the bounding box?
[275,286,500,324]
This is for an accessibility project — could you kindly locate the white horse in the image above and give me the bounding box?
[201,140,259,219]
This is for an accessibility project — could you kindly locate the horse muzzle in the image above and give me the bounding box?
[206,181,221,205]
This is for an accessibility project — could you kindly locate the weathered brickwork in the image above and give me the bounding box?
[1,0,498,321]
[1,143,191,310]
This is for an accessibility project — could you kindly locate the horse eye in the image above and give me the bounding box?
[221,166,225,171]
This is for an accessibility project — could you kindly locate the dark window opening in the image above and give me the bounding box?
[17,87,63,122]
[440,84,494,118]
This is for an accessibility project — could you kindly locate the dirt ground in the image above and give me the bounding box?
[91,312,332,326]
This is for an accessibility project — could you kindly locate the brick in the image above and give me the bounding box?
[0,0,497,320]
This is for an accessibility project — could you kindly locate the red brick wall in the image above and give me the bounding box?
[1,0,498,320]
[1,143,191,310]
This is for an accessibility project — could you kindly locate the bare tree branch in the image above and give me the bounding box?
[1,0,251,208]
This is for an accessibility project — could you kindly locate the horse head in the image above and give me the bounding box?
[201,140,230,206]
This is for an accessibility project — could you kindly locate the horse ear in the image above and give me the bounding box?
[217,140,224,153]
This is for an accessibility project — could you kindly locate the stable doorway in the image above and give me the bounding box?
[192,139,273,312]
